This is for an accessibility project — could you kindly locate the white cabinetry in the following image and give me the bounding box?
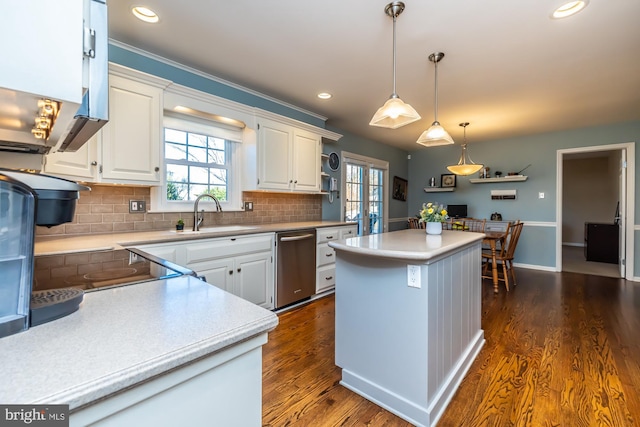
[256,117,321,192]
[44,65,169,184]
[136,233,274,310]
[315,225,357,294]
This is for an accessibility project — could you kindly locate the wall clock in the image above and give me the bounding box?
[328,152,340,171]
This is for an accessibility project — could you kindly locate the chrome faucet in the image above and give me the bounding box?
[193,194,222,231]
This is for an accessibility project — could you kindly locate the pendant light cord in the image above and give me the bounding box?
[433,59,439,122]
[392,15,397,97]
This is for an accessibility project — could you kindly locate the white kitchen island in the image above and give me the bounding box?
[328,229,485,427]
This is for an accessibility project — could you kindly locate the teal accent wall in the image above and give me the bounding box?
[408,121,640,273]
[322,127,409,232]
[108,44,326,128]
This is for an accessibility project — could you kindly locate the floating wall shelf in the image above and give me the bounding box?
[469,175,528,184]
[423,187,454,193]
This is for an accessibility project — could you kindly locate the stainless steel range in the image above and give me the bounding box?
[31,247,197,325]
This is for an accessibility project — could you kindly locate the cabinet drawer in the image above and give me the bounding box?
[317,227,341,244]
[316,243,335,267]
[185,234,273,264]
[316,265,336,293]
[339,226,357,239]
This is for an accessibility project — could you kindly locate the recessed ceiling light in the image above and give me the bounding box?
[132,6,159,23]
[551,1,589,19]
[317,92,332,100]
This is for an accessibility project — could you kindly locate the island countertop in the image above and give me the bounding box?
[0,275,278,410]
[328,229,485,262]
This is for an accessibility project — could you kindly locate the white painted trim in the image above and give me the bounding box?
[556,142,635,280]
[254,108,342,141]
[513,262,557,272]
[109,39,329,122]
[520,221,555,227]
[563,242,585,247]
[108,62,171,88]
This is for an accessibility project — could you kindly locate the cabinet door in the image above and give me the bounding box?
[257,119,291,190]
[234,252,273,310]
[292,130,321,192]
[191,258,235,293]
[43,132,99,180]
[101,75,162,183]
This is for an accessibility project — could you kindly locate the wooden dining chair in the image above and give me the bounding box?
[444,219,465,230]
[408,217,423,229]
[481,221,524,291]
[462,218,486,232]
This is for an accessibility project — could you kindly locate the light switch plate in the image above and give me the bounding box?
[244,201,254,211]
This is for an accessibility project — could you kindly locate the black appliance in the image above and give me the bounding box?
[447,204,468,219]
[584,222,619,264]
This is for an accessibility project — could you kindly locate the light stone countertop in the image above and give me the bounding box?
[0,275,278,409]
[35,221,349,255]
[328,229,485,262]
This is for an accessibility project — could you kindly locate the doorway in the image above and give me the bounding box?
[341,151,388,236]
[556,143,635,280]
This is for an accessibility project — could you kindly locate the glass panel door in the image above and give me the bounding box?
[345,163,365,235]
[369,167,384,234]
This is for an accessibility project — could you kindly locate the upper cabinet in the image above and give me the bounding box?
[256,117,321,192]
[45,65,170,184]
[251,111,341,193]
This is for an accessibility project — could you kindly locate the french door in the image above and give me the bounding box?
[341,151,388,236]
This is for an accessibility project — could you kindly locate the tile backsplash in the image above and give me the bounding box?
[35,185,322,237]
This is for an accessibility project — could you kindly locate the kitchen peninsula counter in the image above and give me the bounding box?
[0,275,278,425]
[35,220,348,255]
[329,229,485,427]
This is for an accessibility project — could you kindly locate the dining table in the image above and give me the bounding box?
[483,230,507,293]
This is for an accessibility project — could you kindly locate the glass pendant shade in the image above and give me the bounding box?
[447,123,484,176]
[447,144,483,175]
[416,52,454,147]
[416,121,455,147]
[370,2,420,129]
[370,96,421,129]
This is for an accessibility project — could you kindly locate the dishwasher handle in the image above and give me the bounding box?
[280,233,315,242]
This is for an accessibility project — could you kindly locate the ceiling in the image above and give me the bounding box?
[108,0,640,151]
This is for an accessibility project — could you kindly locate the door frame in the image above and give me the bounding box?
[340,151,389,235]
[555,142,635,280]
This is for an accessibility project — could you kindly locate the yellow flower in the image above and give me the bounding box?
[441,209,447,216]
[427,208,434,215]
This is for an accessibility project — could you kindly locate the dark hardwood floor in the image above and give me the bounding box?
[262,269,640,426]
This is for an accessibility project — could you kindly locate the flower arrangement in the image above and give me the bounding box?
[419,202,448,223]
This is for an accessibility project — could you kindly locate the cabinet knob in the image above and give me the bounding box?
[91,161,97,166]
[228,270,233,275]
[237,268,241,273]
[154,166,160,172]
[294,180,298,184]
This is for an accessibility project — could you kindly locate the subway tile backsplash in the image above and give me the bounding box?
[35,185,322,237]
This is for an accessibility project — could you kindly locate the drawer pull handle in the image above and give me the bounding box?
[325,276,333,280]
[326,235,334,240]
[325,253,333,257]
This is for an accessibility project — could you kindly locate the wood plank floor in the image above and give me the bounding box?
[262,269,640,426]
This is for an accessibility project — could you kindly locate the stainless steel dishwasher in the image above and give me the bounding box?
[275,229,316,309]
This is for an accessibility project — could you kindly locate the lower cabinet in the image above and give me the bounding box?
[135,233,274,310]
[315,225,357,293]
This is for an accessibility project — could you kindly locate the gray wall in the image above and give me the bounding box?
[407,121,640,273]
[563,154,619,244]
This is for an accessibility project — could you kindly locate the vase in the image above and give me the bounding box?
[426,221,442,235]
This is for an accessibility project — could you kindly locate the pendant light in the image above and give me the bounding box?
[369,2,421,129]
[416,52,454,147]
[447,122,484,176]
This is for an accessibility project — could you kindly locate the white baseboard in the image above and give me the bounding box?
[562,242,585,248]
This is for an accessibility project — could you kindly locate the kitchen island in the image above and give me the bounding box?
[328,229,485,427]
[0,275,278,426]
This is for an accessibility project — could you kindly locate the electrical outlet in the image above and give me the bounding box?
[538,192,545,199]
[129,200,146,213]
[244,201,254,211]
[407,265,421,288]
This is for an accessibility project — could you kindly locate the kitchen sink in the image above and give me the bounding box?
[169,225,259,234]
